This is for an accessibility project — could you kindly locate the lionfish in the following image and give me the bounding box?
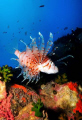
[12,32,58,83]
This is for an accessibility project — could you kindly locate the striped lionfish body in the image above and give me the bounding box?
[14,32,58,83]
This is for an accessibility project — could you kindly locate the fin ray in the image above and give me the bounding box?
[30,36,40,62]
[42,32,53,60]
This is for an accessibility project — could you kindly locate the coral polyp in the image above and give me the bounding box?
[0,65,13,82]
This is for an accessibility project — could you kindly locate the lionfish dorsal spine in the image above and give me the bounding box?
[42,32,53,60]
[38,32,44,62]
[19,39,38,68]
[30,36,40,62]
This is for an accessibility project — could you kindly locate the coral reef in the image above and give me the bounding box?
[0,91,14,120]
[58,113,67,120]
[0,65,13,82]
[0,80,14,120]
[0,80,6,102]
[54,73,68,84]
[32,99,43,117]
[15,102,47,120]
[0,28,82,119]
[10,84,40,116]
[58,112,82,120]
[39,81,82,120]
[74,112,82,120]
[0,79,82,120]
[9,84,48,120]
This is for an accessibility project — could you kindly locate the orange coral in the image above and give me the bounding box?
[67,82,78,92]
[73,99,82,113]
[11,84,27,93]
[79,94,82,99]
[22,97,26,103]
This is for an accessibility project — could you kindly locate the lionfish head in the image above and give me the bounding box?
[38,58,58,74]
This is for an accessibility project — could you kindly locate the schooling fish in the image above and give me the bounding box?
[3,31,7,34]
[12,32,58,83]
[39,5,45,7]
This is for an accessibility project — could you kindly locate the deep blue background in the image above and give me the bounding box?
[0,0,82,67]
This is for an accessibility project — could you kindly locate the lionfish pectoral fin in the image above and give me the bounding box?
[26,78,32,85]
[15,66,20,69]
[57,55,74,62]
[17,72,23,78]
[21,78,27,82]
[31,77,36,83]
[59,62,67,66]
[24,76,32,85]
[35,79,39,84]
[11,58,19,61]
[20,39,28,48]
[35,73,40,83]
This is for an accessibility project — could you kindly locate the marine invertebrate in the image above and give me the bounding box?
[58,113,67,120]
[54,82,82,119]
[0,80,6,102]
[0,65,13,82]
[0,80,14,119]
[32,99,43,117]
[12,32,58,83]
[67,82,78,92]
[54,73,68,84]
[0,93,14,120]
[74,112,82,120]
[73,99,82,114]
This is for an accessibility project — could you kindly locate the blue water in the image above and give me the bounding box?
[0,0,82,68]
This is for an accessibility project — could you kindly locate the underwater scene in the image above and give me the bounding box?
[0,0,82,120]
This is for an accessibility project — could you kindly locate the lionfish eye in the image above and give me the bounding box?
[51,61,53,64]
[50,61,52,63]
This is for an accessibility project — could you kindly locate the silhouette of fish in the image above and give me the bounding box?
[64,27,68,30]
[39,5,45,7]
[3,32,7,34]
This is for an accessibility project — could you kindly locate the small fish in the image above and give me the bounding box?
[64,27,68,30]
[17,20,19,23]
[25,31,27,35]
[3,32,7,34]
[12,32,58,83]
[39,5,45,7]
[19,31,21,33]
[7,25,10,28]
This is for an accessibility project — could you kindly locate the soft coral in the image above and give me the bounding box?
[0,93,14,120]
